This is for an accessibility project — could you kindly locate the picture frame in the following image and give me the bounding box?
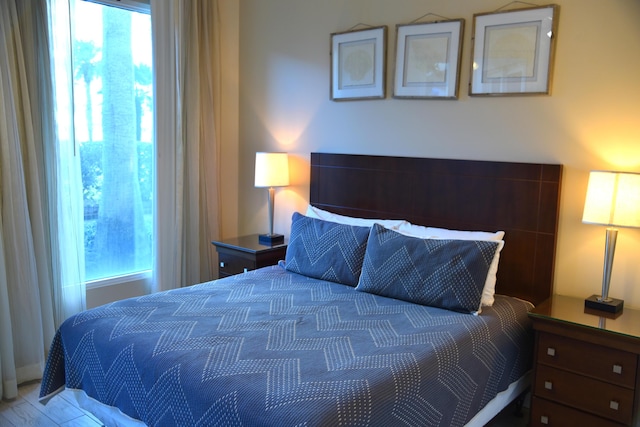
[393,19,464,99]
[470,5,559,96]
[330,26,387,101]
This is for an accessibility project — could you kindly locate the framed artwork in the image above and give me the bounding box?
[393,19,464,99]
[470,5,559,96]
[330,26,387,101]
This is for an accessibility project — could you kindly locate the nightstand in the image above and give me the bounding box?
[529,295,640,426]
[212,234,287,278]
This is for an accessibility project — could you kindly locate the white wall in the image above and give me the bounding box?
[236,0,640,308]
[219,0,240,239]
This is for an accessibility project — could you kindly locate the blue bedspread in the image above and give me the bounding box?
[40,265,533,426]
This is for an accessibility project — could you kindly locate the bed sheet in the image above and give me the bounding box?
[40,265,533,426]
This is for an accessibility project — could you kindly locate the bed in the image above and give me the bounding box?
[39,153,563,426]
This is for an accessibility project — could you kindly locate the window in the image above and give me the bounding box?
[72,0,153,283]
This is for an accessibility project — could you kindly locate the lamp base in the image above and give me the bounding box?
[258,233,284,246]
[584,294,624,313]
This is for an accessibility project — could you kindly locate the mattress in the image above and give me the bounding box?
[40,265,534,426]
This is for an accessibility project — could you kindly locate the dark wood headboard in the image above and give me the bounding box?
[309,153,563,306]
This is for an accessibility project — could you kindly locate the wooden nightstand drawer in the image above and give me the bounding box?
[537,331,637,388]
[212,235,287,279]
[534,364,634,424]
[218,253,255,277]
[530,396,622,427]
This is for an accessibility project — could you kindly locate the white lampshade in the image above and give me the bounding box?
[582,171,640,228]
[255,152,290,188]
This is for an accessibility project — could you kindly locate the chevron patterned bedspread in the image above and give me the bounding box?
[40,264,533,426]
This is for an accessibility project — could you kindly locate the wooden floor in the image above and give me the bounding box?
[0,381,528,427]
[487,404,529,427]
[0,381,102,427]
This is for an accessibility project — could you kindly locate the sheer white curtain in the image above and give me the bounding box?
[0,0,85,400]
[47,0,86,327]
[152,0,221,292]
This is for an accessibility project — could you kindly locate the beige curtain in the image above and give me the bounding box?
[152,0,222,292]
[0,0,85,400]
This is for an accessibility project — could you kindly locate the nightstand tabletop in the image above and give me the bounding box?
[212,234,287,254]
[530,294,640,341]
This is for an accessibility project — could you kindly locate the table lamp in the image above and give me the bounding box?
[582,170,640,313]
[255,152,289,245]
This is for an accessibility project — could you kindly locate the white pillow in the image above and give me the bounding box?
[396,222,505,307]
[396,223,504,241]
[305,205,407,230]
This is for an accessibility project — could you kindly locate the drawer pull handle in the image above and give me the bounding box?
[243,268,248,273]
[546,347,556,357]
[613,364,623,374]
[540,415,549,425]
[544,381,553,390]
[220,262,225,268]
[610,400,619,411]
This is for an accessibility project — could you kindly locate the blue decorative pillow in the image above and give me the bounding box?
[285,212,370,286]
[355,223,500,313]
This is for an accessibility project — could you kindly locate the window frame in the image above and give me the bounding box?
[83,0,149,14]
